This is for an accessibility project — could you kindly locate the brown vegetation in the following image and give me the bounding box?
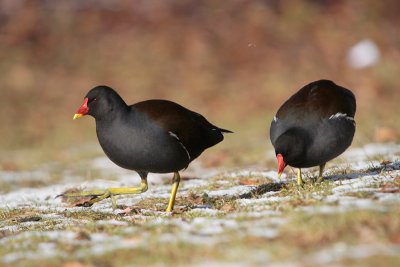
[1,0,399,161]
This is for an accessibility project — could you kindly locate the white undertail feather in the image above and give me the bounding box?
[329,112,354,120]
[329,112,355,125]
[168,131,191,161]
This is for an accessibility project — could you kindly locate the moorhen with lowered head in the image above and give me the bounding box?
[62,86,232,211]
[270,79,356,185]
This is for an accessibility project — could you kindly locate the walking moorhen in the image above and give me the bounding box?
[270,79,356,185]
[63,86,232,211]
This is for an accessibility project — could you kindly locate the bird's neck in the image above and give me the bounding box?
[95,104,130,125]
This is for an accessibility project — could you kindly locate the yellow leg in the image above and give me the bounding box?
[317,163,326,183]
[60,178,148,209]
[166,172,180,212]
[297,168,304,186]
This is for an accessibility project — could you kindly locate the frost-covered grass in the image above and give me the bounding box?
[1,144,400,266]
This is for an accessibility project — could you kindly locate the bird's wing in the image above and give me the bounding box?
[132,100,228,159]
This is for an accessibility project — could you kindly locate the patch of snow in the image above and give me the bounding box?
[96,219,129,226]
[247,227,279,239]
[338,198,375,208]
[0,231,77,246]
[0,182,96,209]
[122,214,151,221]
[324,195,356,203]
[261,191,281,197]
[236,196,291,206]
[375,192,400,203]
[191,218,238,235]
[0,225,20,233]
[159,231,225,245]
[2,250,68,264]
[311,243,400,264]
[78,238,139,256]
[206,185,254,197]
[0,170,51,183]
[223,169,287,182]
[40,213,65,220]
[332,174,394,194]
[146,217,170,226]
[226,210,282,219]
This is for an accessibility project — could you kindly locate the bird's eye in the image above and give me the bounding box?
[93,98,97,102]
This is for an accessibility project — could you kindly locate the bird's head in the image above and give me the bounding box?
[73,86,127,120]
[273,128,309,177]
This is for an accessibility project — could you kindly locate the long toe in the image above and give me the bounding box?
[59,189,111,207]
[85,190,112,205]
[59,189,108,198]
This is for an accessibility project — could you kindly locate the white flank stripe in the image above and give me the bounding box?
[273,116,278,122]
[329,112,354,121]
[168,131,179,139]
[168,132,191,161]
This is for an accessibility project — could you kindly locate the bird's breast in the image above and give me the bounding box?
[95,120,190,173]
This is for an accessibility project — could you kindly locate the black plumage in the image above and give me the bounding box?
[66,85,232,211]
[270,79,356,184]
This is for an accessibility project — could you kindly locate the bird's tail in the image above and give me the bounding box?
[219,128,233,134]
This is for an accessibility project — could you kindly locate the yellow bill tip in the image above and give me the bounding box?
[277,172,282,178]
[73,113,83,120]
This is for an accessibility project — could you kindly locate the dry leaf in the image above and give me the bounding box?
[75,231,91,241]
[239,179,259,185]
[66,197,95,208]
[380,184,400,193]
[220,203,235,212]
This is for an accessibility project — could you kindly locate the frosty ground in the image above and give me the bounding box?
[1,143,400,267]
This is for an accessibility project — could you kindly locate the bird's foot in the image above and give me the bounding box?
[297,168,304,186]
[58,182,148,209]
[166,172,181,212]
[316,164,326,183]
[316,176,324,183]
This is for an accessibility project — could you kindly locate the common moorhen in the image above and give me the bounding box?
[63,86,232,211]
[270,79,356,185]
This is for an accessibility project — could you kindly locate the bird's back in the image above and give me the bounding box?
[277,80,355,123]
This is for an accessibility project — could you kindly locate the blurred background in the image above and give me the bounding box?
[1,0,399,168]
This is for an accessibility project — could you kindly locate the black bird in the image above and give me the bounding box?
[64,86,232,211]
[270,80,356,185]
